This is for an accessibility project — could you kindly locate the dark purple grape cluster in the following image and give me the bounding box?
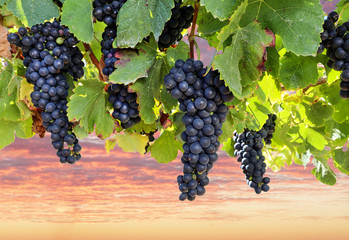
[233,130,270,194]
[7,20,84,164]
[164,59,234,201]
[158,0,194,50]
[107,84,140,129]
[259,114,277,145]
[318,11,349,99]
[93,0,126,76]
[93,0,141,129]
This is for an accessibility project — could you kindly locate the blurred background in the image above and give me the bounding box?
[0,1,348,240]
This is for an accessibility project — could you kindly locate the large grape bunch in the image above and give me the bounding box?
[93,0,141,129]
[233,129,270,194]
[164,59,234,201]
[318,11,349,99]
[158,0,194,50]
[7,20,84,164]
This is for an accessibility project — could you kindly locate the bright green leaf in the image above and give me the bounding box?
[150,130,182,163]
[311,156,336,185]
[215,21,274,97]
[7,0,59,26]
[132,56,167,124]
[197,6,229,35]
[333,148,349,175]
[166,41,190,67]
[67,78,114,139]
[279,52,319,89]
[237,0,323,55]
[201,0,236,21]
[116,0,173,47]
[115,132,149,154]
[109,40,158,85]
[61,0,94,43]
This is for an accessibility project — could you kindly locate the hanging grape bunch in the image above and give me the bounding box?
[107,84,140,129]
[233,129,270,194]
[158,0,194,50]
[93,0,141,129]
[259,114,277,145]
[164,58,234,201]
[7,20,84,164]
[318,11,349,99]
[93,0,127,76]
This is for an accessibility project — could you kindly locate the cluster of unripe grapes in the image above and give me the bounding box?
[318,11,349,98]
[7,20,84,164]
[158,0,194,50]
[164,59,234,201]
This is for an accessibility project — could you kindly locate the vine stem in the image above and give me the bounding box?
[280,76,328,93]
[189,0,200,59]
[83,43,107,82]
[302,77,328,93]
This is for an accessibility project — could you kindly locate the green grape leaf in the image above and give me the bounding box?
[166,41,190,68]
[147,0,174,40]
[222,138,235,157]
[105,137,118,153]
[126,119,158,134]
[279,52,319,89]
[216,0,248,49]
[115,132,149,154]
[197,6,229,35]
[333,149,349,175]
[116,0,173,48]
[258,74,281,103]
[109,40,158,85]
[72,125,89,140]
[160,87,178,112]
[0,117,34,150]
[90,21,106,61]
[6,0,59,26]
[244,97,271,130]
[219,110,234,143]
[299,124,327,150]
[311,156,336,186]
[237,0,323,56]
[299,101,334,127]
[67,78,114,139]
[215,21,274,97]
[0,61,23,122]
[116,0,152,47]
[150,130,182,163]
[265,47,280,78]
[325,120,349,146]
[61,0,93,43]
[0,0,8,5]
[132,56,167,124]
[201,0,236,21]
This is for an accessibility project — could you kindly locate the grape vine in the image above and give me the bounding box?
[1,0,348,201]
